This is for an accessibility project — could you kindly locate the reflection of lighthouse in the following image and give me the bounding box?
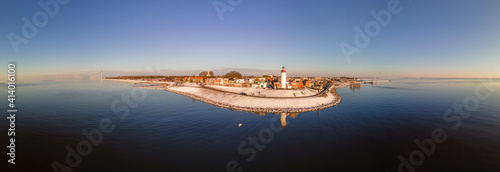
[281,66,286,89]
[279,112,298,128]
[280,113,287,127]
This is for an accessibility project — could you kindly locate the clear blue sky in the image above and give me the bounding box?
[1,0,499,79]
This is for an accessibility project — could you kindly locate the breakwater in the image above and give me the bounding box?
[165,87,342,113]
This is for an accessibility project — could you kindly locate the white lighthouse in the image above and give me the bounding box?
[281,66,286,89]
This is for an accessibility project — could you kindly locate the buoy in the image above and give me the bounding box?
[238,123,242,127]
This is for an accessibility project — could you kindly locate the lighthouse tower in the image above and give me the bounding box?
[281,66,286,89]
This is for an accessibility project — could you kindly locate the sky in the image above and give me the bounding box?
[1,0,499,80]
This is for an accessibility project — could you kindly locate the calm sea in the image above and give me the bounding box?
[1,79,499,172]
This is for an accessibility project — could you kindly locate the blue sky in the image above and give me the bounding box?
[1,0,499,79]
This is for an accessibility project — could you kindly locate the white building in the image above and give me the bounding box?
[252,82,267,88]
[252,78,267,88]
[236,79,245,83]
[281,66,287,89]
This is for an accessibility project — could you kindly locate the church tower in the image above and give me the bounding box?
[281,66,286,89]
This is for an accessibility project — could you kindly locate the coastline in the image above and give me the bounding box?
[165,84,343,113]
[106,79,344,113]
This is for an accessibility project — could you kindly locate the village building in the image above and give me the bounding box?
[252,77,268,88]
[303,80,312,87]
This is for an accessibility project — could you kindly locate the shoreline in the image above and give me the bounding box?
[107,79,344,113]
[165,85,343,113]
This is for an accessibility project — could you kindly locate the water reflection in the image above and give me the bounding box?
[254,112,299,128]
[281,112,299,127]
[350,86,361,92]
